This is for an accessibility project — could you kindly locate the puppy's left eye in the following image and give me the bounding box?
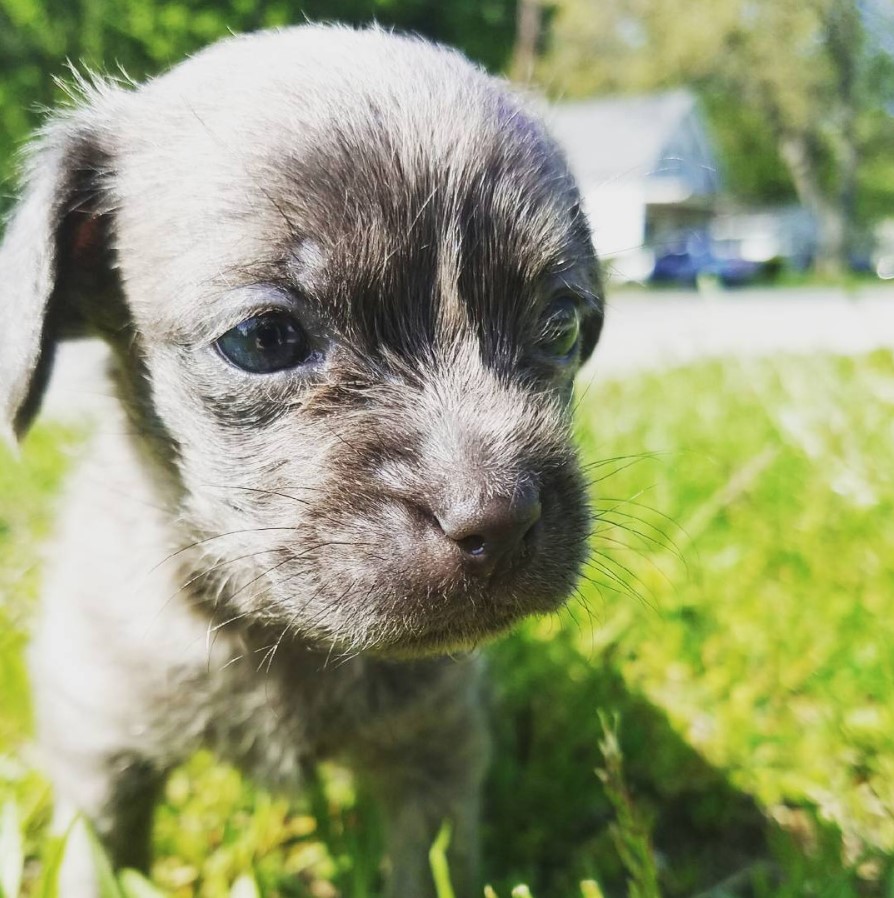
[216,313,312,373]
[538,298,581,360]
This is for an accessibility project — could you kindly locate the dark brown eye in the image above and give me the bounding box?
[216,313,311,373]
[539,298,581,360]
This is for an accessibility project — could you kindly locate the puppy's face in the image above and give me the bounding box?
[1,28,603,655]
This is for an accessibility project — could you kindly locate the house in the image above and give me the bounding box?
[546,90,722,282]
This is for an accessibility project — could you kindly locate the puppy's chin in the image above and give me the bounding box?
[367,593,568,660]
[283,578,572,660]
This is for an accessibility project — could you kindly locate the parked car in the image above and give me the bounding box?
[649,238,765,288]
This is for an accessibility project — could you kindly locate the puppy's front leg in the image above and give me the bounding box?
[47,753,165,897]
[356,659,490,898]
[378,761,484,898]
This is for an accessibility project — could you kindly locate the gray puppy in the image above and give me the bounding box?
[0,25,603,897]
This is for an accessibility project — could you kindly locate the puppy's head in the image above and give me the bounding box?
[0,26,603,655]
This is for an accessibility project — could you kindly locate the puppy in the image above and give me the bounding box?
[0,25,603,897]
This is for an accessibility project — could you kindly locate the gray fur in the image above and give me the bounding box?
[1,25,602,897]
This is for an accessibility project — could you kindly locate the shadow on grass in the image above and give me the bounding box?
[482,625,874,898]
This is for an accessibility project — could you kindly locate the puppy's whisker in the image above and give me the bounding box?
[205,609,254,671]
[584,555,657,611]
[589,530,679,591]
[323,583,358,669]
[592,512,677,555]
[592,497,686,561]
[205,482,315,506]
[176,549,286,601]
[151,527,312,572]
[580,450,666,472]
[584,457,660,485]
[596,495,689,541]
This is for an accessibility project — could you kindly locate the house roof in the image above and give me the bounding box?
[545,89,721,196]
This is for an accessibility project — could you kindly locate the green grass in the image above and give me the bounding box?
[2,350,894,896]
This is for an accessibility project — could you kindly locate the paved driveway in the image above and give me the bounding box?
[40,285,894,423]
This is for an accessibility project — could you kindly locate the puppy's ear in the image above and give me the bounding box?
[579,307,604,365]
[0,95,121,443]
[578,268,605,366]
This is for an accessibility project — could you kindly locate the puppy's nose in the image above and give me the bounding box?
[436,489,542,570]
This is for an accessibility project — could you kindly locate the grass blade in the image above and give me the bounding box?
[230,873,261,898]
[429,821,455,898]
[81,821,123,898]
[0,802,23,898]
[35,832,69,898]
[119,869,167,898]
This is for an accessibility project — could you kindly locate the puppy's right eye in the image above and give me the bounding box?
[216,313,312,373]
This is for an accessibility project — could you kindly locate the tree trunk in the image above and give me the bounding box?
[510,0,542,83]
[779,131,847,277]
[825,0,862,266]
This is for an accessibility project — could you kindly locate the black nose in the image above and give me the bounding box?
[436,488,542,570]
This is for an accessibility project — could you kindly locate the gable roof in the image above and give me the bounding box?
[545,89,721,196]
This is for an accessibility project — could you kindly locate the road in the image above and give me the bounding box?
[39,285,894,423]
[582,284,894,381]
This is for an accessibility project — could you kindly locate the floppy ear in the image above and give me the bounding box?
[579,304,604,365]
[0,101,120,443]
[578,264,605,366]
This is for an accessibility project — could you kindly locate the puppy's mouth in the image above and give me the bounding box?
[257,475,591,656]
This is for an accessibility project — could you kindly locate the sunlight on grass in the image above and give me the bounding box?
[1,351,893,895]
[575,351,894,852]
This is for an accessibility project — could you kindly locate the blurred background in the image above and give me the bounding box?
[2,1,894,897]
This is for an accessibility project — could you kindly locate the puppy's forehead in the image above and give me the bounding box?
[111,27,591,346]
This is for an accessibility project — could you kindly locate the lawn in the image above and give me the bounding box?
[1,349,893,897]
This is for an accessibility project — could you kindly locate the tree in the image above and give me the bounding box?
[534,0,894,275]
[0,0,518,209]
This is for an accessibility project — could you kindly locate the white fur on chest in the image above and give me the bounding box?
[30,426,479,792]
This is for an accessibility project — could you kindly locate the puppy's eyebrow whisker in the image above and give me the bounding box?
[191,261,286,296]
[186,102,302,239]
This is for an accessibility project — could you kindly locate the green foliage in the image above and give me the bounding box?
[699,90,795,205]
[2,350,894,895]
[0,0,516,210]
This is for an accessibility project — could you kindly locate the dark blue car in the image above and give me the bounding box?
[650,239,764,288]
